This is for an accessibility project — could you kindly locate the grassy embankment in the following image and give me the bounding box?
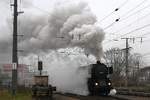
[116,86,150,92]
[0,89,32,100]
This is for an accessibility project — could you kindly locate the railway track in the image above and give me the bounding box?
[32,93,120,100]
[32,93,150,100]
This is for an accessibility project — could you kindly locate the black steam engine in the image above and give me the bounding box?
[88,61,113,96]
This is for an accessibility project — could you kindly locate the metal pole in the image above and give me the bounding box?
[12,0,18,96]
[125,38,129,87]
[40,70,42,76]
[121,38,130,87]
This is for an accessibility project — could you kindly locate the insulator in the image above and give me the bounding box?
[115,18,120,22]
[141,37,143,43]
[133,38,135,43]
[115,8,119,11]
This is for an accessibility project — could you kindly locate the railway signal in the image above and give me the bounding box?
[38,61,43,75]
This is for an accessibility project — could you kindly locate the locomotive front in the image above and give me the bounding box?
[87,61,113,96]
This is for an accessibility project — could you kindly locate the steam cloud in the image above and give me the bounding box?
[18,1,105,60]
[21,50,96,95]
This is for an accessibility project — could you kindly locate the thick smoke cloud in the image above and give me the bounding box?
[18,1,105,59]
[0,1,105,59]
[21,49,96,95]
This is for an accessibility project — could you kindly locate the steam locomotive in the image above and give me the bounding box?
[87,61,113,96]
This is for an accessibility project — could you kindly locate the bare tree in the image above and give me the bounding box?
[128,53,143,86]
[103,48,126,86]
[103,48,144,86]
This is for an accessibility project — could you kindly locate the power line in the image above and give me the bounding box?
[104,3,150,31]
[120,3,150,22]
[114,32,150,47]
[31,5,51,15]
[98,9,119,23]
[104,24,150,44]
[111,12,150,35]
[97,0,129,23]
[120,0,148,19]
[141,32,150,37]
[109,31,150,45]
[142,52,150,56]
[104,31,145,45]
[99,12,115,23]
[120,23,150,37]
[118,0,129,8]
[104,18,120,30]
[104,23,150,44]
[103,0,149,31]
[141,37,150,42]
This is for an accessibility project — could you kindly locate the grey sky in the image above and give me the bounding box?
[0,0,150,65]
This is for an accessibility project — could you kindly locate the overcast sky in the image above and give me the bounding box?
[0,0,150,65]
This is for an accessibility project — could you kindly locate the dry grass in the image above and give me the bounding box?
[116,86,150,92]
[0,89,32,100]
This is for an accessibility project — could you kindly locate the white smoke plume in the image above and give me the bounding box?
[21,49,96,95]
[18,1,105,60]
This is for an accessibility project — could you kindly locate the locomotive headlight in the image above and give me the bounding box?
[108,82,111,85]
[95,82,98,86]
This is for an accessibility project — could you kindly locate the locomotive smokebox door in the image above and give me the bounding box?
[38,61,43,71]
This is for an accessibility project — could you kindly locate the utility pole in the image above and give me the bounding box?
[11,0,18,96]
[125,38,129,87]
[121,37,143,87]
[121,38,131,87]
[11,0,23,95]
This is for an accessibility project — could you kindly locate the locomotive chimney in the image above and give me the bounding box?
[96,60,101,64]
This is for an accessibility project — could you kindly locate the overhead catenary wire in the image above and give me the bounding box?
[103,0,149,31]
[103,18,120,30]
[120,0,148,19]
[142,52,150,56]
[141,37,150,42]
[98,0,129,23]
[103,1,150,57]
[120,23,150,37]
[118,0,129,8]
[106,31,150,46]
[104,23,150,43]
[104,5,150,44]
[121,35,149,48]
[104,3,150,31]
[103,38,120,44]
[31,5,51,15]
[104,23,150,44]
[111,12,150,35]
[138,31,150,37]
[98,9,119,23]
[120,3,150,22]
[110,23,150,41]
